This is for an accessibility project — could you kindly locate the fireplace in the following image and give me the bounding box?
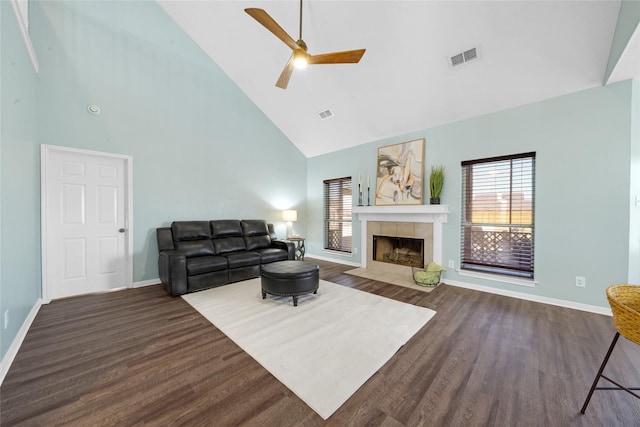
[353,205,449,271]
[373,235,424,267]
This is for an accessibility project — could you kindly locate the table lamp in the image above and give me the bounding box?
[282,210,297,238]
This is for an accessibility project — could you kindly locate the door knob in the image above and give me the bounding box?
[119,228,126,233]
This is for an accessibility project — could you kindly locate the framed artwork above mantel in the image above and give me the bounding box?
[375,138,425,206]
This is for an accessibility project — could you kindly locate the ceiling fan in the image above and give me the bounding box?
[245,0,366,89]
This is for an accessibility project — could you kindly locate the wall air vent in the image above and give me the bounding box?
[449,47,479,68]
[318,108,334,120]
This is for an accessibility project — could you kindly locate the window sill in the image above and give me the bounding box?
[456,269,537,288]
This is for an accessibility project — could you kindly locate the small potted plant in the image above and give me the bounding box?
[429,165,444,205]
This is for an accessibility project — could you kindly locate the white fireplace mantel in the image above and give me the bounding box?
[353,205,449,268]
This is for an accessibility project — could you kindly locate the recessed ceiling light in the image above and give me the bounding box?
[87,105,101,115]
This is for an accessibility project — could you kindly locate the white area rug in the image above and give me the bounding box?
[182,278,436,420]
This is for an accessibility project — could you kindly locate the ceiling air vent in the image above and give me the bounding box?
[463,48,477,61]
[449,47,479,68]
[318,109,334,120]
[450,53,465,67]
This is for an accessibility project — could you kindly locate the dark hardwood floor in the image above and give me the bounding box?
[2,259,640,426]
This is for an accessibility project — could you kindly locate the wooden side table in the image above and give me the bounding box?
[287,236,306,260]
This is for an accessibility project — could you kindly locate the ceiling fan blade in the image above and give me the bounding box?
[276,55,295,89]
[308,49,366,65]
[245,8,299,51]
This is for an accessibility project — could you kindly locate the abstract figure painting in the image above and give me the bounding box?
[375,139,425,205]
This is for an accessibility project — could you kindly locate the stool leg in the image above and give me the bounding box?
[580,332,620,414]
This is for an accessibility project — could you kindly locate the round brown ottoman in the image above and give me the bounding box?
[261,261,319,306]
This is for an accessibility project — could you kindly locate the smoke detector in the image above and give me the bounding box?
[449,47,479,68]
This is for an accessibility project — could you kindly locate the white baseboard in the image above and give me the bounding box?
[0,298,43,386]
[443,278,612,316]
[306,254,361,268]
[133,278,160,288]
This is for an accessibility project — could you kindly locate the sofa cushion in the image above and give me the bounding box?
[174,240,215,258]
[242,220,271,250]
[241,220,269,236]
[245,235,271,251]
[211,220,243,238]
[186,256,228,276]
[225,251,261,268]
[255,248,289,263]
[172,221,211,241]
[214,236,247,254]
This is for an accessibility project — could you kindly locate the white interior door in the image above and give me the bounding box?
[42,145,132,301]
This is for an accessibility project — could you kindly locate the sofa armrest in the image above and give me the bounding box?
[156,227,175,251]
[158,250,187,296]
[271,240,295,260]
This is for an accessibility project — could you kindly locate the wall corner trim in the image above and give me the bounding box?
[10,0,39,72]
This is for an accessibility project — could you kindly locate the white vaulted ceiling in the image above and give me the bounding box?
[158,1,638,158]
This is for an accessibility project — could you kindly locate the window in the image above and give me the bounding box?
[324,177,352,253]
[461,152,535,278]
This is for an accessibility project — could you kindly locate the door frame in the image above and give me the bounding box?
[41,144,133,303]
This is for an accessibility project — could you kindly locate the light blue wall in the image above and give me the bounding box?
[308,81,636,308]
[30,0,307,283]
[0,0,306,361]
[1,1,41,359]
[306,142,374,265]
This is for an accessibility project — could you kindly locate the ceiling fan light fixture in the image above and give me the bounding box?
[245,2,366,89]
[293,49,308,69]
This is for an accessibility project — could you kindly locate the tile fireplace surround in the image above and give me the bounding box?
[353,206,449,276]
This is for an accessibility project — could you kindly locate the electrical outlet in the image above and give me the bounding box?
[353,247,358,254]
[576,276,586,288]
[3,310,8,330]
[448,260,455,268]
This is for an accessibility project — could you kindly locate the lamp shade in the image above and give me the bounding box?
[282,210,297,222]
